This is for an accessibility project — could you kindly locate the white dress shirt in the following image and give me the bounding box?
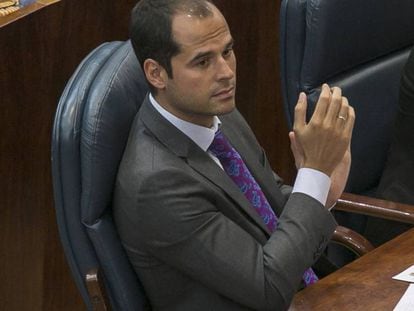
[149,94,331,206]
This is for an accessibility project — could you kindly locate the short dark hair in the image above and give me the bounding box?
[129,0,214,81]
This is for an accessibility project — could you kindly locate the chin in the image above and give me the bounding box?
[217,104,236,116]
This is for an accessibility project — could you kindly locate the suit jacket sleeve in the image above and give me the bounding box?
[117,162,336,311]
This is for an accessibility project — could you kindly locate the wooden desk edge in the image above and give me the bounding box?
[0,0,60,28]
[289,228,414,310]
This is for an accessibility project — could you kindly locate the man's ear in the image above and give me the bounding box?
[143,59,168,90]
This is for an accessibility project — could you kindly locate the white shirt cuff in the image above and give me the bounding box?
[292,168,331,206]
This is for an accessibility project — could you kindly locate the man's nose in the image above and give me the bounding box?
[216,57,235,80]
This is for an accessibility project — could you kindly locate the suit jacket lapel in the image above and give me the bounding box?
[139,96,271,235]
[220,119,286,218]
[186,152,272,235]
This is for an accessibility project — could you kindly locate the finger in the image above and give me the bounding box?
[310,84,331,124]
[343,104,355,137]
[335,96,350,128]
[293,92,307,130]
[325,86,343,123]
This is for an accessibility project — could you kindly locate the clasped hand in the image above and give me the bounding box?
[289,84,355,207]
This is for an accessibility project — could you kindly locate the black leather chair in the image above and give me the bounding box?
[280,0,414,197]
[279,0,414,262]
[51,39,372,310]
[52,35,414,309]
[51,41,150,310]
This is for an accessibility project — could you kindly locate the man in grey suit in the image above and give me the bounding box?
[113,0,355,310]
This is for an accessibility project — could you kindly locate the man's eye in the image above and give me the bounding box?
[223,48,233,58]
[197,59,210,67]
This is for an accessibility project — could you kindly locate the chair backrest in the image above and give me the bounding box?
[280,0,414,195]
[51,41,150,310]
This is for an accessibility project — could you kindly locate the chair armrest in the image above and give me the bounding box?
[331,225,374,256]
[334,192,414,224]
[85,268,110,311]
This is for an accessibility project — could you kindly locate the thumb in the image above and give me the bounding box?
[293,92,307,131]
[289,131,297,155]
[289,131,304,169]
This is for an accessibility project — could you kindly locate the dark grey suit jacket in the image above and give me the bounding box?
[113,96,337,311]
[371,47,414,245]
[378,47,414,204]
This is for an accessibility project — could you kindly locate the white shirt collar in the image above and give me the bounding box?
[149,93,220,151]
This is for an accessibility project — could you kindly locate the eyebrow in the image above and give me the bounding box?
[189,38,234,64]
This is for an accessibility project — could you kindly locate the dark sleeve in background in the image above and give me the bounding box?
[368,47,414,246]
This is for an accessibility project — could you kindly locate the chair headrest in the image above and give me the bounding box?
[80,41,149,224]
[301,0,414,88]
[280,0,414,194]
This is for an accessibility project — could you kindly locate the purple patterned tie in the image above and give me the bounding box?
[209,130,318,286]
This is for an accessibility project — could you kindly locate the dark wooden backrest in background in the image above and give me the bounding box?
[0,1,293,309]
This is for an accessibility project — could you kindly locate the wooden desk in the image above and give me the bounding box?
[290,228,414,310]
[0,0,60,28]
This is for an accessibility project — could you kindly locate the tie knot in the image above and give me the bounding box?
[209,130,234,160]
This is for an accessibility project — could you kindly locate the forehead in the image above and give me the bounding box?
[171,6,232,54]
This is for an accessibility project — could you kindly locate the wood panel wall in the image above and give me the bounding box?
[214,0,295,183]
[0,0,294,309]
